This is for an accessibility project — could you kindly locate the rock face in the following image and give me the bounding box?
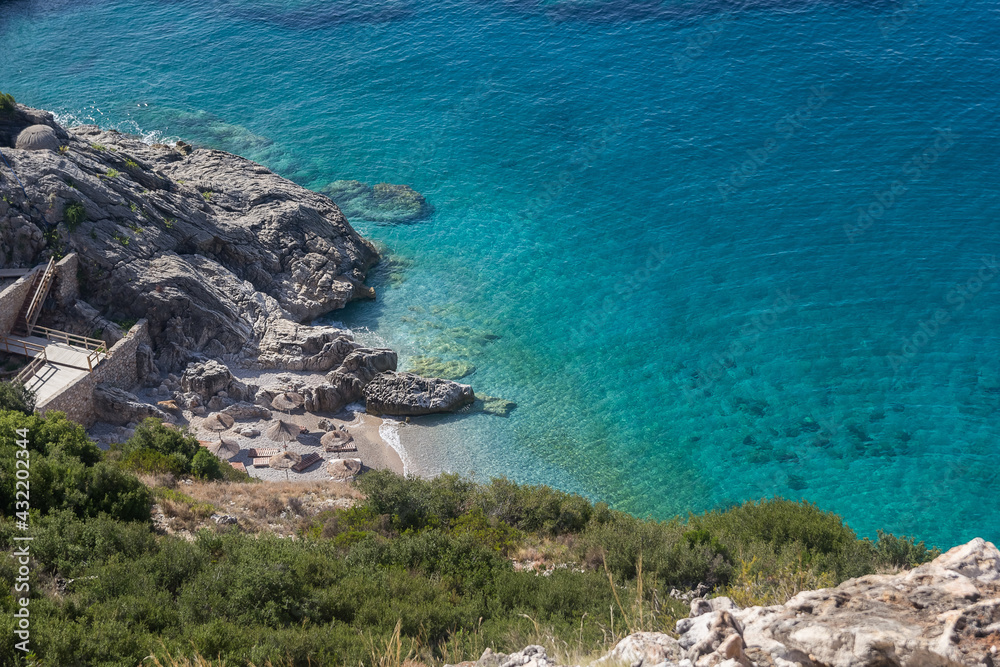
[476,539,1000,667]
[93,385,171,425]
[363,371,474,416]
[322,179,431,224]
[0,104,378,372]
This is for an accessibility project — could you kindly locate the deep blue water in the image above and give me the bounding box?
[3,0,999,548]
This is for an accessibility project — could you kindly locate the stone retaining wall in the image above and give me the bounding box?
[38,373,96,427]
[53,253,79,307]
[92,318,149,390]
[0,267,40,335]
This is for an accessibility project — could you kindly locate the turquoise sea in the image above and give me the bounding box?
[2,0,999,548]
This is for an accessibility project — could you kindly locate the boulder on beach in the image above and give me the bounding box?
[363,371,474,416]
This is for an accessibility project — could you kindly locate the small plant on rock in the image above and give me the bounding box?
[64,201,86,230]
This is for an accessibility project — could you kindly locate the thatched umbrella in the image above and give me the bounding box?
[265,419,300,444]
[203,412,235,447]
[326,458,362,482]
[207,436,240,460]
[321,429,354,454]
[271,392,304,413]
[203,412,234,432]
[269,451,301,481]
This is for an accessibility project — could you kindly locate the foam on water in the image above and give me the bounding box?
[3,0,999,547]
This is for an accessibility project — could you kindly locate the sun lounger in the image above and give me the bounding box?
[292,452,323,473]
[252,457,271,468]
[247,447,280,458]
[229,462,247,472]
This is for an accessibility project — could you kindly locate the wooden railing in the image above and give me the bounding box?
[0,335,48,385]
[0,335,47,358]
[15,353,48,385]
[31,326,108,352]
[22,257,55,334]
[28,326,108,373]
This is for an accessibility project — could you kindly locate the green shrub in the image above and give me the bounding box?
[191,448,223,480]
[0,380,35,413]
[120,447,187,476]
[0,410,151,522]
[123,418,200,460]
[64,201,86,230]
[0,91,15,114]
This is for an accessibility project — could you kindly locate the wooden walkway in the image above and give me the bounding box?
[6,334,103,371]
[23,362,89,405]
[2,334,107,406]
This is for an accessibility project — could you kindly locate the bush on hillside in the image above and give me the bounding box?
[0,380,35,414]
[0,410,151,522]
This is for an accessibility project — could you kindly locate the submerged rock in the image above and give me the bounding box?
[363,371,474,416]
[407,355,476,380]
[474,395,517,417]
[322,179,431,224]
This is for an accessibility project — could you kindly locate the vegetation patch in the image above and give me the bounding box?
[0,91,15,114]
[64,201,86,230]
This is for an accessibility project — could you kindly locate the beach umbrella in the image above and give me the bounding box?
[270,392,304,412]
[321,429,354,454]
[207,436,240,460]
[326,458,362,482]
[269,451,301,481]
[203,413,234,432]
[265,419,300,443]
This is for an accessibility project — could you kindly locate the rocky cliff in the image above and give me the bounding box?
[468,538,1000,667]
[0,104,378,373]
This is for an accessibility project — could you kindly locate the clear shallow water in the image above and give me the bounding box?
[3,0,999,547]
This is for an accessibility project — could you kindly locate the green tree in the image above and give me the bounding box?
[190,448,223,480]
[0,380,36,414]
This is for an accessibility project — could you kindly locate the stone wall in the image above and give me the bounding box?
[37,373,96,427]
[0,267,40,335]
[92,318,150,390]
[53,253,79,307]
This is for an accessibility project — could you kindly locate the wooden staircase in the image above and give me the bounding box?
[12,258,55,336]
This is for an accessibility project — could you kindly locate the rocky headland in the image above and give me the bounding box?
[0,102,474,458]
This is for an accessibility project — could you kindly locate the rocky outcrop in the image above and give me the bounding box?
[466,539,1000,667]
[0,104,378,372]
[93,384,171,425]
[322,179,431,224]
[180,360,250,402]
[363,371,474,416]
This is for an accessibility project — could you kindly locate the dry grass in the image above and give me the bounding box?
[143,476,361,538]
